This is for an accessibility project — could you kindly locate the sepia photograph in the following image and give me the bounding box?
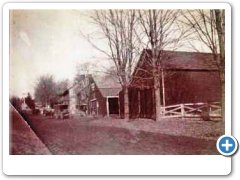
[9,7,225,156]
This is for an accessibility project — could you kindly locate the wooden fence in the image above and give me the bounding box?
[160,102,222,120]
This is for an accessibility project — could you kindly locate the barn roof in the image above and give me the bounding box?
[139,50,219,70]
[131,50,220,89]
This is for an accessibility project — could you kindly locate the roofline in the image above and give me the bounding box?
[142,49,220,56]
[163,68,219,72]
[106,96,119,98]
[132,49,219,73]
[98,87,122,89]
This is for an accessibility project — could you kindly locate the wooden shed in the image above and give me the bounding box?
[88,75,122,117]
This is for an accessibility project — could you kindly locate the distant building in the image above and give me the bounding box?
[20,98,31,111]
[55,81,77,118]
[21,101,30,111]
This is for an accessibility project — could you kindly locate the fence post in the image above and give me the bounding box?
[181,104,185,120]
[161,106,165,117]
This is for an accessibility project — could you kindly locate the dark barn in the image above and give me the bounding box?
[120,50,221,120]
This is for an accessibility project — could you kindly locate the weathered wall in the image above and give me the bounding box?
[120,71,221,120]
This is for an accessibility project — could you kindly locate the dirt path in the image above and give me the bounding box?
[24,115,220,155]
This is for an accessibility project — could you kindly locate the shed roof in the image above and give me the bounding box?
[93,75,122,89]
[98,88,122,97]
[92,75,122,97]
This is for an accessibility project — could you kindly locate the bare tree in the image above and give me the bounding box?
[73,62,94,113]
[84,10,140,120]
[55,79,69,95]
[25,93,35,110]
[75,62,99,76]
[34,75,71,107]
[138,10,188,121]
[10,95,22,112]
[34,74,56,106]
[181,10,225,121]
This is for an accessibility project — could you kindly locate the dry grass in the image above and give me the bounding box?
[89,117,225,141]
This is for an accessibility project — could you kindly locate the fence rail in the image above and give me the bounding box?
[161,102,222,120]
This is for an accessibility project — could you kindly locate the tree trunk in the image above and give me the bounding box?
[220,71,225,121]
[215,10,225,121]
[152,46,162,122]
[154,72,162,122]
[124,87,130,121]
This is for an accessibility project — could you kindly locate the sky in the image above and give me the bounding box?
[9,9,210,98]
[10,10,108,97]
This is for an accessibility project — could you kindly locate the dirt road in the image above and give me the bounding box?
[23,115,220,155]
[10,106,51,155]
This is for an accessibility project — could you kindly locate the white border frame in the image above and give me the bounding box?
[3,3,231,175]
